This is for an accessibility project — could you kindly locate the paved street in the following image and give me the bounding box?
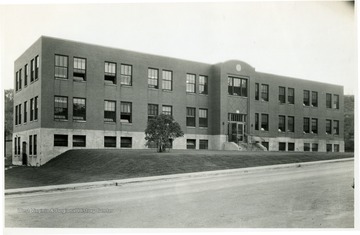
[5,160,354,228]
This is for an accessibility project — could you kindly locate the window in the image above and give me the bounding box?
[15,71,19,91]
[34,96,38,120]
[303,90,310,106]
[333,120,339,135]
[30,98,34,121]
[186,74,196,93]
[199,140,208,149]
[31,58,35,82]
[262,142,269,150]
[73,135,86,147]
[255,113,259,130]
[148,68,159,89]
[33,135,37,155]
[54,96,68,120]
[288,116,294,132]
[162,105,172,116]
[261,114,269,131]
[17,137,20,155]
[228,113,246,122]
[104,100,116,122]
[326,144,332,152]
[311,118,318,134]
[186,139,196,149]
[186,107,196,127]
[199,109,208,127]
[54,134,68,147]
[279,142,286,151]
[333,95,339,109]
[261,84,269,101]
[105,62,116,84]
[24,64,28,86]
[18,69,22,90]
[162,70,173,91]
[288,88,294,104]
[15,105,18,125]
[312,91,318,107]
[120,102,132,123]
[278,115,285,132]
[18,104,21,125]
[255,83,259,100]
[73,98,86,121]
[104,136,116,148]
[55,55,68,79]
[148,104,158,121]
[35,55,39,80]
[326,93,332,108]
[303,117,310,133]
[121,137,132,148]
[24,101,27,123]
[288,143,295,151]
[199,75,208,94]
[73,57,86,81]
[120,64,132,85]
[279,87,285,104]
[304,143,310,152]
[228,77,247,97]
[326,119,332,134]
[334,144,340,152]
[29,135,32,155]
[312,143,318,152]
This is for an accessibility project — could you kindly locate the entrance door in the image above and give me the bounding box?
[228,122,245,144]
[22,141,27,165]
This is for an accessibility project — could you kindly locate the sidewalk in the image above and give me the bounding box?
[5,157,354,196]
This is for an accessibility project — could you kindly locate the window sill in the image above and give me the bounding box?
[73,79,87,83]
[199,93,208,96]
[162,89,173,93]
[186,92,196,95]
[120,122,133,125]
[55,78,68,81]
[54,119,68,122]
[104,121,116,124]
[120,84,132,87]
[186,126,196,129]
[73,120,86,123]
[104,82,117,86]
[199,127,208,129]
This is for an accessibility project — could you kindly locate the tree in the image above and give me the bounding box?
[4,89,14,139]
[145,114,184,152]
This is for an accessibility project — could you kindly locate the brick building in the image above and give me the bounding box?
[13,36,344,166]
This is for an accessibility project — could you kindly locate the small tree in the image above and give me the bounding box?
[145,114,184,152]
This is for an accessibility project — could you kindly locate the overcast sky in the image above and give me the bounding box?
[0,1,356,94]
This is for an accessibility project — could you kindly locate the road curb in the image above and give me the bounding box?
[5,158,354,196]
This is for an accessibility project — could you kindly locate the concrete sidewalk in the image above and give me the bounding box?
[5,158,354,196]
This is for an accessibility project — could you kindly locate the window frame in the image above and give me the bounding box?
[288,88,294,104]
[120,101,132,123]
[279,86,286,104]
[54,54,68,80]
[104,61,117,84]
[186,139,196,149]
[199,108,208,128]
[121,137,132,148]
[73,97,86,121]
[120,64,132,86]
[278,115,285,132]
[162,70,173,91]
[104,136,116,148]
[148,104,159,121]
[261,114,269,131]
[148,68,159,89]
[288,116,295,132]
[73,135,86,147]
[261,84,269,101]
[333,94,339,109]
[311,91,318,107]
[303,90,310,106]
[54,96,68,121]
[303,117,310,133]
[311,118,318,134]
[255,113,259,130]
[186,107,196,127]
[333,120,339,135]
[73,57,87,81]
[326,119,332,134]
[104,100,116,123]
[162,105,173,116]
[228,76,248,97]
[186,73,196,93]
[199,75,208,94]
[54,134,68,147]
[255,83,259,100]
[326,93,332,109]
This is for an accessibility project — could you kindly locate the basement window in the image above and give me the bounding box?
[54,134,68,147]
[186,139,196,149]
[73,135,86,147]
[104,136,116,148]
[121,137,132,148]
[304,143,310,152]
[279,142,286,151]
[199,140,208,149]
[288,143,295,151]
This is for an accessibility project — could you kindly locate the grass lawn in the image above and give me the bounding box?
[5,149,354,189]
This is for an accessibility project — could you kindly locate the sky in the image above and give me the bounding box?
[0,1,357,94]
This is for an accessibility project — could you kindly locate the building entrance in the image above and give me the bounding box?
[228,122,245,144]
